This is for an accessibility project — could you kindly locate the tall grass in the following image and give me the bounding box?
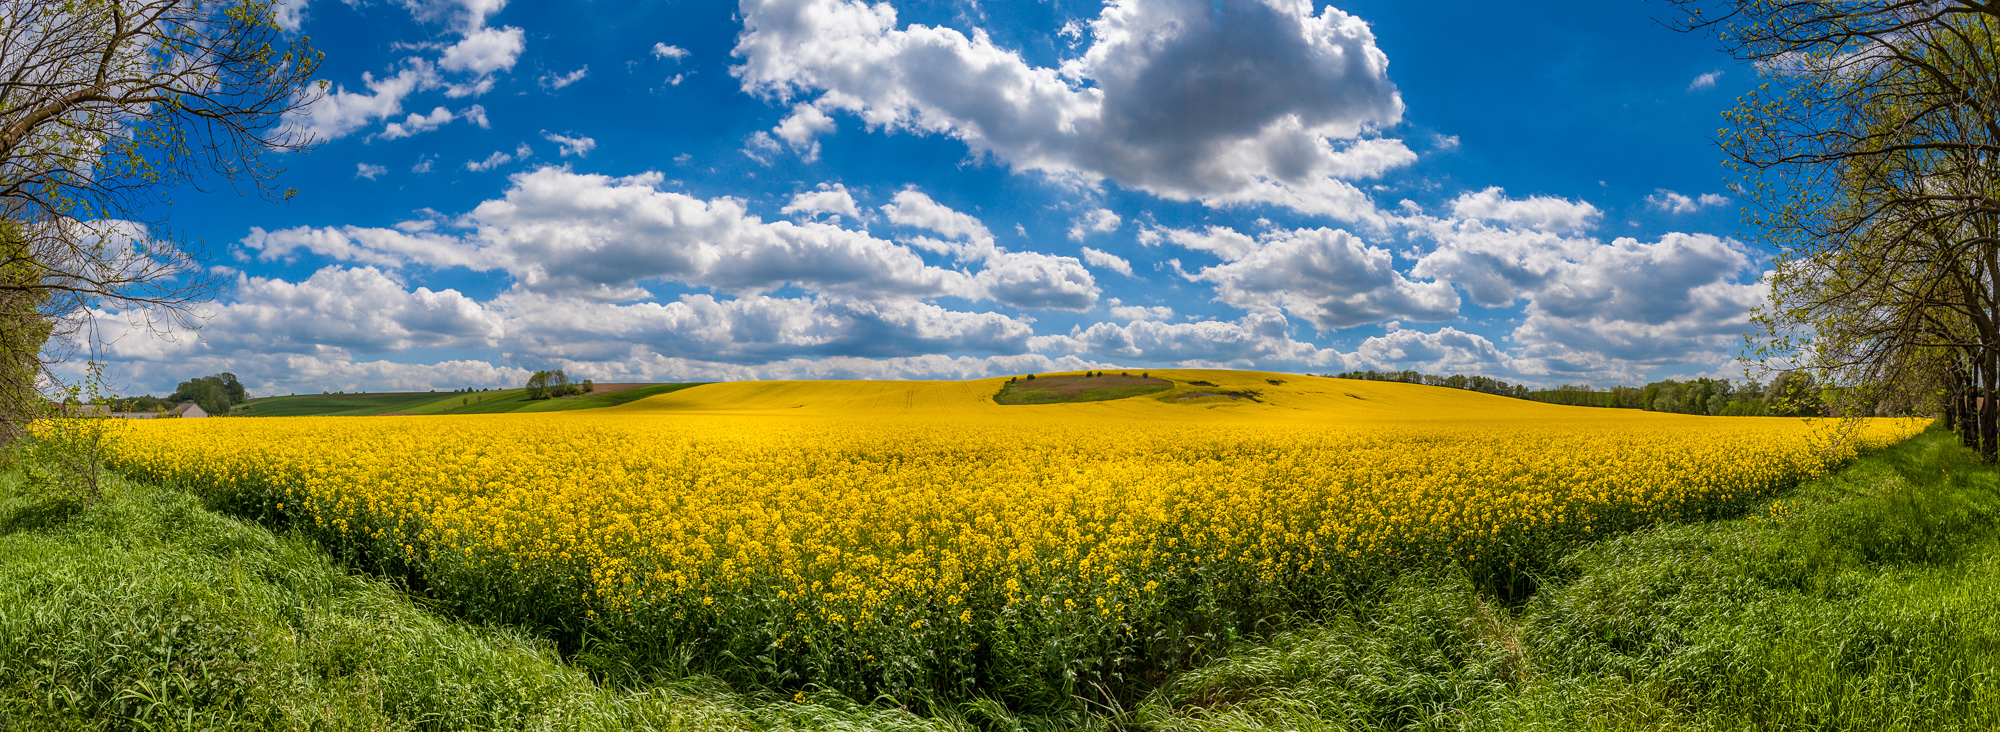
[0,470,969,731]
[1141,426,2000,730]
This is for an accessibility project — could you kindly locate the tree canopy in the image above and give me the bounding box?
[0,0,323,443]
[1667,0,2000,457]
[525,369,589,400]
[169,372,247,416]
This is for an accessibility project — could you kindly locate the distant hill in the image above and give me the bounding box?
[232,383,703,417]
[609,369,1663,426]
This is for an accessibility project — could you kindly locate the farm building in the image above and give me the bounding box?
[102,403,207,419]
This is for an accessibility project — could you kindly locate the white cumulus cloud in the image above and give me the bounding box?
[1646,189,1731,214]
[1179,226,1459,331]
[439,25,524,75]
[465,150,513,171]
[1108,303,1173,321]
[781,183,863,220]
[542,131,596,157]
[1080,247,1134,277]
[540,66,588,90]
[1448,187,1601,234]
[732,0,1409,220]
[377,106,457,140]
[292,62,439,141]
[1068,208,1122,240]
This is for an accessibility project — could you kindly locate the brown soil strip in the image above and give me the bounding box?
[1174,390,1264,402]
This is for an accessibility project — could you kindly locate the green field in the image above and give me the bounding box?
[232,384,703,417]
[8,423,1998,729]
[230,391,460,417]
[992,372,1172,404]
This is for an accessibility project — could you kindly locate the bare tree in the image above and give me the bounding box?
[0,0,323,444]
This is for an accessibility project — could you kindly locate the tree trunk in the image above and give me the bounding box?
[1944,381,1959,433]
[1958,371,1977,451]
[1983,352,1998,463]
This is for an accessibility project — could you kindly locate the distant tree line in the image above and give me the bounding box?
[1528,372,1828,417]
[1332,369,1833,417]
[107,395,174,413]
[1332,370,1533,399]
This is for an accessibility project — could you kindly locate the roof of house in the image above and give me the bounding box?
[165,402,206,417]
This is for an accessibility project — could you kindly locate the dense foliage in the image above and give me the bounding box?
[1535,372,1827,416]
[524,369,591,400]
[104,372,1918,713]
[167,373,249,416]
[1670,2,2000,458]
[1332,370,1532,398]
[0,0,321,446]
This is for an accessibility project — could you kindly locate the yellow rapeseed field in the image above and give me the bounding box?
[106,370,1921,701]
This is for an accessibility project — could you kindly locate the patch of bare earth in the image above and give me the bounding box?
[1174,390,1264,402]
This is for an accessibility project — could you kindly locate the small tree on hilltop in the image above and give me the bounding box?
[525,369,585,399]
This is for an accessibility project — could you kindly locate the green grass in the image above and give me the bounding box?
[0,468,989,731]
[1134,426,2000,730]
[232,392,458,417]
[422,388,542,415]
[9,425,2000,730]
[396,388,531,414]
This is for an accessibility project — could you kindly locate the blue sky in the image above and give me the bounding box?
[95,0,1765,395]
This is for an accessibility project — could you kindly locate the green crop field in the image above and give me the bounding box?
[231,392,458,417]
[417,388,538,414]
[509,383,704,412]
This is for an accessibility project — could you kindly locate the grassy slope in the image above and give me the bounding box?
[510,383,705,413]
[398,388,530,414]
[232,392,451,417]
[418,388,542,415]
[230,385,702,417]
[7,421,1996,730]
[0,470,966,732]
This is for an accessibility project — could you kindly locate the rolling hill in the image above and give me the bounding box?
[233,383,703,417]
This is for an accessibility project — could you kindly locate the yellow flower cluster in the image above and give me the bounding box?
[104,371,1921,699]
